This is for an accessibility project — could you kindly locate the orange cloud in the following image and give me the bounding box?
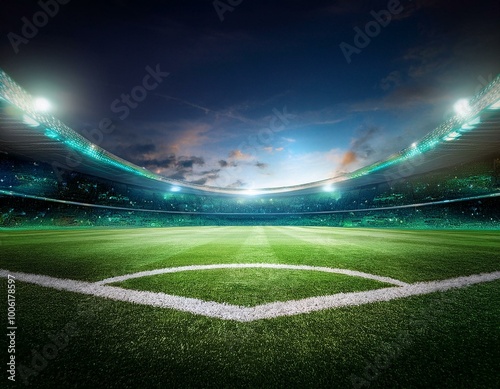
[341,150,357,166]
[169,123,211,154]
[229,149,252,160]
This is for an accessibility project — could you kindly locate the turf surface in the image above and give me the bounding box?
[113,268,393,306]
[0,226,499,388]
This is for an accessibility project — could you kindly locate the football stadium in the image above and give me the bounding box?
[1,67,500,388]
[1,2,500,388]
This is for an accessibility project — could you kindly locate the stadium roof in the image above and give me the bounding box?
[1,68,499,197]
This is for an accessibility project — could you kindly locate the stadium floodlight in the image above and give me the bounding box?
[33,97,51,112]
[453,98,471,117]
[411,142,417,148]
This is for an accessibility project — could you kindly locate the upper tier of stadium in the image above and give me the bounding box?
[1,68,499,196]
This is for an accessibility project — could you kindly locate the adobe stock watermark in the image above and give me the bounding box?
[238,106,295,156]
[391,71,495,184]
[6,275,16,383]
[8,0,71,54]
[15,291,111,386]
[213,0,243,22]
[383,144,426,185]
[216,106,295,187]
[475,74,494,95]
[16,322,78,386]
[340,0,411,64]
[51,64,169,182]
[350,293,454,388]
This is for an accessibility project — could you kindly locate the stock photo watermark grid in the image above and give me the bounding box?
[8,0,71,54]
[350,293,455,388]
[1,1,498,387]
[51,64,169,182]
[340,0,413,64]
[6,275,16,383]
[4,277,107,386]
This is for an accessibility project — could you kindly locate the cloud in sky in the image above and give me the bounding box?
[229,149,253,161]
[263,146,284,153]
[227,179,246,188]
[19,0,495,189]
[126,153,205,181]
[380,71,402,91]
[218,159,237,168]
[337,126,381,173]
[340,150,357,167]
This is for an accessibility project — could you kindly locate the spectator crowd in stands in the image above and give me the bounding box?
[1,153,499,229]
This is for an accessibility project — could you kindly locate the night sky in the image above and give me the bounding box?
[1,0,499,188]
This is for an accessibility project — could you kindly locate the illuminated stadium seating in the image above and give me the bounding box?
[0,68,500,229]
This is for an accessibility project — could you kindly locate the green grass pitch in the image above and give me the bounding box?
[1,226,499,388]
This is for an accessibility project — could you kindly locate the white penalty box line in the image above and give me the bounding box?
[0,265,499,322]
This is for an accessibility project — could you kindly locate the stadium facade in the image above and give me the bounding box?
[1,69,499,228]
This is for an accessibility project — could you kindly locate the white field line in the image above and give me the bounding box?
[250,271,500,320]
[0,269,246,321]
[1,267,499,322]
[95,264,409,287]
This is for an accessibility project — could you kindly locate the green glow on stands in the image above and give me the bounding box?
[341,78,500,184]
[44,129,60,139]
[0,68,163,185]
[1,67,499,195]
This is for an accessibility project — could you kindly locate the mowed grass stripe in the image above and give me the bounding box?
[1,277,498,388]
[0,227,499,387]
[234,226,278,262]
[0,227,233,281]
[128,227,255,269]
[268,227,500,282]
[1,227,499,284]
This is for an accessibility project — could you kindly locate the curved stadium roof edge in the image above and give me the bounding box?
[1,68,500,196]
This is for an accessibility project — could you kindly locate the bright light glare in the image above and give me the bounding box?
[34,97,51,112]
[460,116,481,132]
[23,114,40,127]
[171,186,181,192]
[323,184,334,192]
[411,142,417,148]
[454,99,470,117]
[242,189,260,196]
[444,131,461,141]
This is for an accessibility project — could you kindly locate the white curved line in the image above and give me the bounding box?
[1,269,499,322]
[95,263,409,287]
